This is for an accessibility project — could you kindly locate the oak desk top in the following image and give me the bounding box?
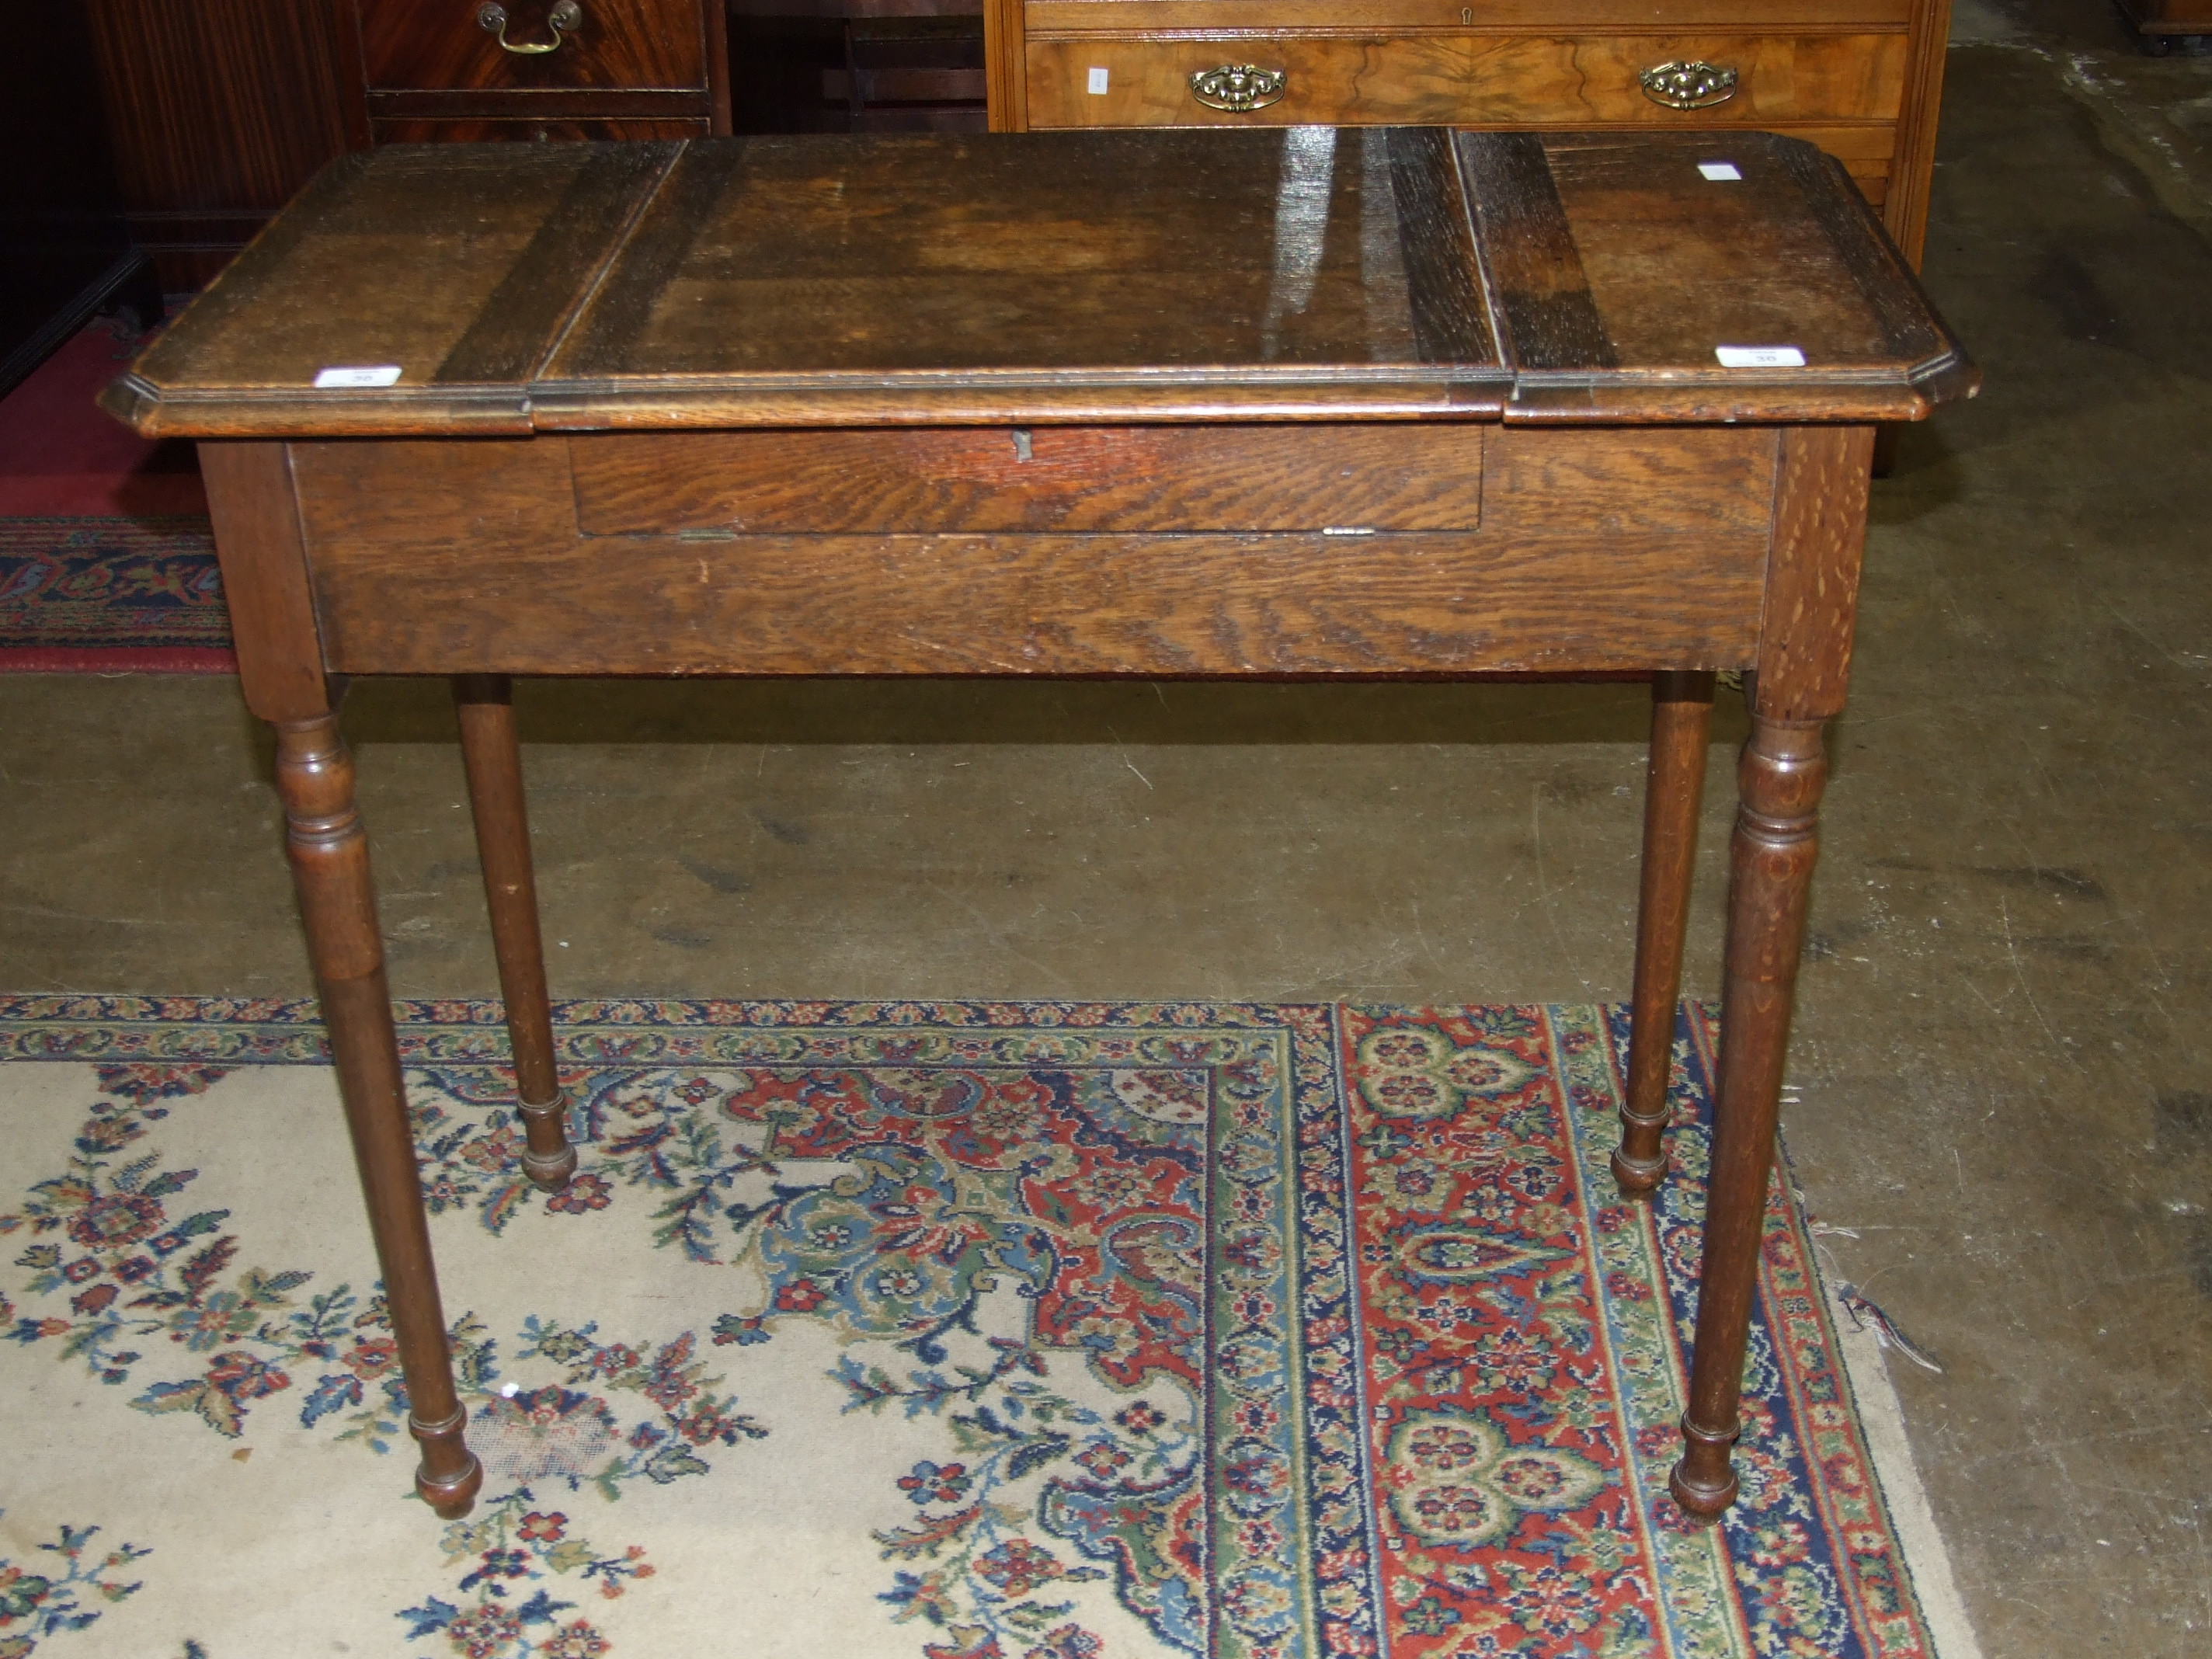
[105,127,1971,439]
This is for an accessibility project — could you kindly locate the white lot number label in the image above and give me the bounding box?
[1713,345,1807,369]
[313,365,403,388]
[1087,66,1110,94]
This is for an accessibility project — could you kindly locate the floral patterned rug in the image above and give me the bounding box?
[0,996,1960,1659]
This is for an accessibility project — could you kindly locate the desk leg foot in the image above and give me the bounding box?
[454,674,573,1192]
[412,1407,485,1518]
[277,714,480,1516]
[1671,713,1826,1522]
[1669,1416,1739,1521]
[1615,670,1715,1198]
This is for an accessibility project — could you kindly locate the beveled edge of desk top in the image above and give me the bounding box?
[103,129,1977,440]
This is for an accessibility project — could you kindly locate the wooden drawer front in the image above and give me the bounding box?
[571,426,1486,535]
[294,427,1773,679]
[1024,34,1906,128]
[373,117,711,142]
[360,0,706,92]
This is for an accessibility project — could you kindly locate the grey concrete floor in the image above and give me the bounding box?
[3,5,2210,1650]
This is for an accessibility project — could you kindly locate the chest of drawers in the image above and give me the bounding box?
[986,0,1950,265]
[333,0,732,144]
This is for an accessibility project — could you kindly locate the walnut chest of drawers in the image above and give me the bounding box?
[986,0,1950,264]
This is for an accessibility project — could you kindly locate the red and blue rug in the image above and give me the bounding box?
[0,996,1960,1657]
[0,317,230,674]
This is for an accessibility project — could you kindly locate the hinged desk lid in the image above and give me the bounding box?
[105,128,1973,438]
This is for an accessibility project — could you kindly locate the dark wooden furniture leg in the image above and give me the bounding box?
[200,440,483,1519]
[1615,670,1715,1195]
[453,674,575,1191]
[1672,426,1873,1520]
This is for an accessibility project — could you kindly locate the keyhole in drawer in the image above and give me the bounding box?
[1461,5,1471,19]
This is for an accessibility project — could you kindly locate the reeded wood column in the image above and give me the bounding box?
[1615,670,1715,1195]
[276,715,484,1519]
[453,675,574,1191]
[1671,424,1873,1520]
[201,440,482,1519]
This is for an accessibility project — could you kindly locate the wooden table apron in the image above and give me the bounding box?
[104,126,1974,1529]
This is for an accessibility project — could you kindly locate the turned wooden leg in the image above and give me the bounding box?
[277,713,484,1519]
[1670,714,1827,1519]
[1614,670,1715,1196]
[453,675,574,1191]
[1667,425,1871,1520]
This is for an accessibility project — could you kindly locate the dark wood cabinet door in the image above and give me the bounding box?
[84,0,349,288]
[360,0,710,90]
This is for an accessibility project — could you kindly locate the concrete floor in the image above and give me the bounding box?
[3,3,2209,1650]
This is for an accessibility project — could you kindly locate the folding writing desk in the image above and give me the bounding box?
[105,126,1974,1522]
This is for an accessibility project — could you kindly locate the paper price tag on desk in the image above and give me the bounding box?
[314,365,403,388]
[1714,345,1806,368]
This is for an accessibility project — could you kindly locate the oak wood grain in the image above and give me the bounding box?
[452,676,576,1191]
[1673,710,1828,1518]
[108,142,680,436]
[197,441,329,725]
[1459,130,1974,421]
[571,425,1488,533]
[1670,424,1869,1513]
[288,427,1770,677]
[1755,424,1876,722]
[1615,669,1715,1194]
[1456,130,1616,373]
[276,714,482,1520]
[103,130,1973,439]
[540,130,1493,383]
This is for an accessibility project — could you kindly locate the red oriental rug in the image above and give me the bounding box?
[0,316,231,674]
[0,996,1981,1658]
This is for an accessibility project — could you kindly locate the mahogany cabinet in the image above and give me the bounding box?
[82,0,351,289]
[331,0,733,144]
[985,0,1953,266]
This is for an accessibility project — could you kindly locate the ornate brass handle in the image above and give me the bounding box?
[1189,64,1287,113]
[1639,60,1738,110]
[477,0,583,54]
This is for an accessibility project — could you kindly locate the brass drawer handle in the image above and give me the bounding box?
[1639,60,1738,110]
[476,0,582,54]
[1190,64,1287,113]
